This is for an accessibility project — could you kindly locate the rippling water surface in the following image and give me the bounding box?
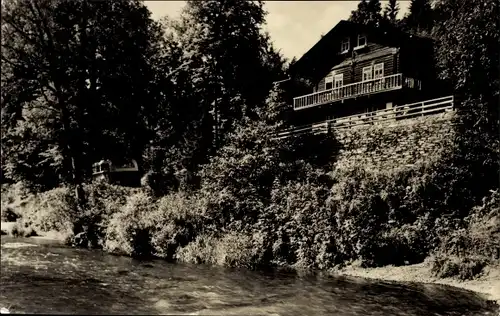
[0,237,497,315]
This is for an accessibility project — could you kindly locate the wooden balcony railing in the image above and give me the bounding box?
[276,95,454,139]
[293,73,421,111]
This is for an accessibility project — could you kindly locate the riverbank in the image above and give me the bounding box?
[3,220,499,309]
[2,236,497,316]
[335,260,500,306]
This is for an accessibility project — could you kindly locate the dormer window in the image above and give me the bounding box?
[340,38,350,54]
[356,34,367,49]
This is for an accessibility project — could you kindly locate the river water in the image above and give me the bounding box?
[0,237,497,315]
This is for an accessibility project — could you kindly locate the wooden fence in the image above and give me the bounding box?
[276,95,454,139]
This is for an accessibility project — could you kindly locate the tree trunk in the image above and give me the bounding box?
[71,156,86,206]
[60,105,86,208]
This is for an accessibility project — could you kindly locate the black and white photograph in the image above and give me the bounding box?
[1,0,499,314]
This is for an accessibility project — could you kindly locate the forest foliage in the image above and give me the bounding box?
[1,0,287,195]
[1,0,499,276]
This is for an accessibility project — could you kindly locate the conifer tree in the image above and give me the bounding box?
[403,0,434,33]
[383,0,400,24]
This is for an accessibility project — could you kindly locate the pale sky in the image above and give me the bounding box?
[144,1,410,61]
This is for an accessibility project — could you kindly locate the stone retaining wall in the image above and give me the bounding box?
[333,112,456,171]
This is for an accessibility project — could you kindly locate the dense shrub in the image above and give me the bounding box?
[331,168,378,265]
[197,86,338,237]
[326,156,486,268]
[261,177,337,270]
[370,222,431,266]
[1,182,141,246]
[8,222,37,238]
[1,183,75,239]
[431,254,488,280]
[104,191,156,257]
[467,189,500,251]
[176,234,219,265]
[71,182,139,247]
[4,118,496,281]
[177,232,260,269]
[97,190,205,259]
[21,187,77,235]
[1,206,19,222]
[197,122,281,234]
[431,189,500,278]
[187,95,495,272]
[91,86,342,269]
[1,182,31,222]
[146,192,206,259]
[2,89,496,283]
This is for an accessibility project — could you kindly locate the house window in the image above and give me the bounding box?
[341,38,350,53]
[357,34,367,48]
[334,74,343,88]
[374,63,384,79]
[362,66,373,81]
[325,72,334,90]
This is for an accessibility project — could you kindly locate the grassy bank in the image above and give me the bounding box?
[1,181,499,308]
[1,113,499,307]
[2,166,498,280]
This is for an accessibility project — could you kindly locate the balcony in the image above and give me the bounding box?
[293,73,421,111]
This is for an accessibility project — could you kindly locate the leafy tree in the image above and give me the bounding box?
[143,0,286,191]
[139,16,209,195]
[1,0,164,199]
[349,0,383,27]
[433,0,499,100]
[177,0,285,147]
[1,107,63,192]
[198,84,337,234]
[433,0,499,137]
[198,86,288,232]
[432,0,500,206]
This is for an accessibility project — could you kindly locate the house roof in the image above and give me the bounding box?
[289,20,426,80]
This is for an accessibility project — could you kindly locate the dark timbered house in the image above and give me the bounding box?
[282,20,450,129]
